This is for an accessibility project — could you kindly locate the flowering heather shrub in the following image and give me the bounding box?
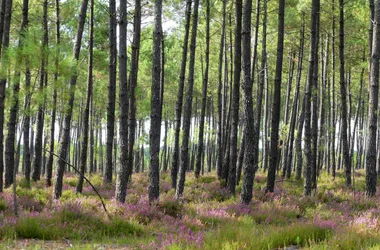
[313,215,338,229]
[158,198,184,218]
[109,197,164,224]
[351,211,379,232]
[161,180,171,193]
[149,225,203,249]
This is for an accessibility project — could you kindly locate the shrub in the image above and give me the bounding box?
[15,217,58,240]
[159,199,184,218]
[0,199,7,212]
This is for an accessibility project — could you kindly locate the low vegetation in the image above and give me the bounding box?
[0,170,379,249]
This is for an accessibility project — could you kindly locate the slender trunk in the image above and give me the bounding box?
[195,0,210,178]
[53,0,88,199]
[1,0,13,189]
[171,0,192,189]
[366,0,380,197]
[228,0,242,195]
[5,0,28,187]
[175,0,200,199]
[217,0,227,180]
[285,19,305,179]
[115,0,128,202]
[240,0,255,204]
[76,0,94,193]
[127,0,141,182]
[339,0,351,186]
[304,0,320,196]
[104,0,117,185]
[149,0,163,202]
[266,0,285,193]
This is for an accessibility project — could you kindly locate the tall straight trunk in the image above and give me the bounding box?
[127,0,141,182]
[281,49,296,178]
[311,4,320,189]
[240,0,255,204]
[252,0,262,174]
[195,0,210,178]
[23,68,31,183]
[331,0,337,178]
[366,0,380,197]
[149,0,163,202]
[46,0,60,187]
[339,0,351,186]
[171,0,192,189]
[266,0,285,193]
[304,0,320,196]
[1,0,13,189]
[285,19,305,179]
[217,0,227,180]
[162,117,168,171]
[104,0,117,185]
[32,0,48,182]
[89,106,95,173]
[175,0,200,199]
[228,0,242,195]
[53,0,88,199]
[5,0,28,186]
[115,0,128,202]
[76,0,94,193]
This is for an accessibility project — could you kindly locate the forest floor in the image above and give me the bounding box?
[0,169,380,249]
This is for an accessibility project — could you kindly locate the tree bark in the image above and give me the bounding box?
[366,0,380,197]
[171,0,192,189]
[53,0,88,199]
[175,0,200,199]
[339,0,351,187]
[228,0,242,195]
[266,0,285,193]
[1,0,13,189]
[304,0,320,196]
[149,0,163,202]
[195,0,210,179]
[104,0,117,185]
[76,0,94,193]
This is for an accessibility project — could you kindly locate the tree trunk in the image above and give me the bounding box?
[284,18,305,179]
[195,0,210,179]
[366,0,380,197]
[228,0,242,195]
[127,0,141,182]
[240,0,255,204]
[339,0,351,187]
[5,0,28,187]
[115,0,128,202]
[304,0,320,196]
[175,0,200,199]
[1,0,13,189]
[104,0,117,185]
[149,0,163,202]
[266,0,285,193]
[76,0,94,193]
[53,0,88,199]
[217,0,227,180]
[171,0,192,189]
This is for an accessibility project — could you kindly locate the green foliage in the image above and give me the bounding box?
[0,199,7,212]
[202,217,330,250]
[15,217,59,240]
[159,199,184,218]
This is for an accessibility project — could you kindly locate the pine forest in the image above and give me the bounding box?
[0,0,380,249]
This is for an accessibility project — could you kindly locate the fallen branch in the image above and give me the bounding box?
[44,149,111,220]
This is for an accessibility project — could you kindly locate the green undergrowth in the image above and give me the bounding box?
[0,170,379,249]
[1,214,143,241]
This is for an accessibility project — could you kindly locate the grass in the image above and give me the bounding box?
[0,169,379,249]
